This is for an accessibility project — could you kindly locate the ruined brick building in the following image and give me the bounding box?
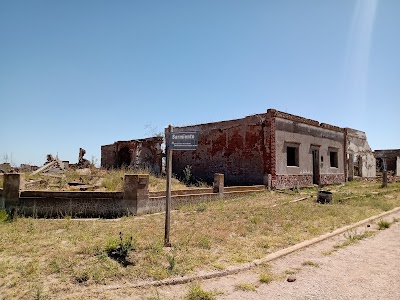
[170,109,375,189]
[101,137,163,174]
[374,149,400,176]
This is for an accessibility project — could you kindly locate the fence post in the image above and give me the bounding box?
[123,174,149,215]
[213,173,224,197]
[3,173,21,213]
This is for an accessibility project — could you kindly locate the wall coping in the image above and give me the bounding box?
[269,109,344,133]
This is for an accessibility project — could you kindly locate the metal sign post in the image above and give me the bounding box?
[164,125,173,247]
[164,127,198,247]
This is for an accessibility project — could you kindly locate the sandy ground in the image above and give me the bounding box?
[100,210,400,300]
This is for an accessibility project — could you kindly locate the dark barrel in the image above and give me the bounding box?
[317,191,332,204]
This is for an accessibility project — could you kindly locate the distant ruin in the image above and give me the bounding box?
[374,149,400,176]
[101,137,163,174]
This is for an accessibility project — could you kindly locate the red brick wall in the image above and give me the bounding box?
[171,114,269,185]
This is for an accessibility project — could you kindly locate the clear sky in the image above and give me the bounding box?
[0,0,399,166]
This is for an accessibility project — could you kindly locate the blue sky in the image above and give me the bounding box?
[0,0,399,166]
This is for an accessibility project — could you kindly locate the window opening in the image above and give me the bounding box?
[287,146,299,166]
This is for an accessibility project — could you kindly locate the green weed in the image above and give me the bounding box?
[104,232,135,265]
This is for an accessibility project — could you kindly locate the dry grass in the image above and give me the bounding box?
[0,182,399,298]
[23,168,189,192]
[235,282,257,291]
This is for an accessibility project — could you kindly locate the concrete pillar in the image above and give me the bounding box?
[348,154,354,181]
[123,174,149,215]
[263,173,272,190]
[3,173,21,213]
[396,156,400,177]
[213,173,224,196]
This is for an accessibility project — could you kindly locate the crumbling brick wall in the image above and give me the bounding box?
[170,114,270,186]
[101,137,163,174]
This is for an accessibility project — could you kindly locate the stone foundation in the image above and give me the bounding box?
[319,174,345,186]
[273,175,313,189]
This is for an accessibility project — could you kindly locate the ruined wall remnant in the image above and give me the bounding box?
[101,137,163,174]
[169,114,269,186]
[374,149,400,176]
[345,128,376,178]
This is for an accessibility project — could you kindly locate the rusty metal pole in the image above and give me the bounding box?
[164,125,173,247]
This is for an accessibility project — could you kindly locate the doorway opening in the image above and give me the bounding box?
[312,148,320,185]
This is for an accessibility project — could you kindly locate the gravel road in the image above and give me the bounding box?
[203,211,400,300]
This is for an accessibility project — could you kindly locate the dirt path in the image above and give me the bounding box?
[110,210,400,300]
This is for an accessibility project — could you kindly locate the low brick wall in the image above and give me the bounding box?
[353,176,400,183]
[143,188,267,214]
[150,188,213,197]
[18,191,125,218]
[1,173,267,218]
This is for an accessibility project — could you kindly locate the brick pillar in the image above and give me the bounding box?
[348,154,354,181]
[3,173,21,213]
[213,173,224,196]
[123,174,149,215]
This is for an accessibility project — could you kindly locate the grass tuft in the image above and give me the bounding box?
[377,219,391,230]
[334,230,375,249]
[302,260,320,267]
[235,282,257,291]
[259,272,274,284]
[185,283,216,300]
